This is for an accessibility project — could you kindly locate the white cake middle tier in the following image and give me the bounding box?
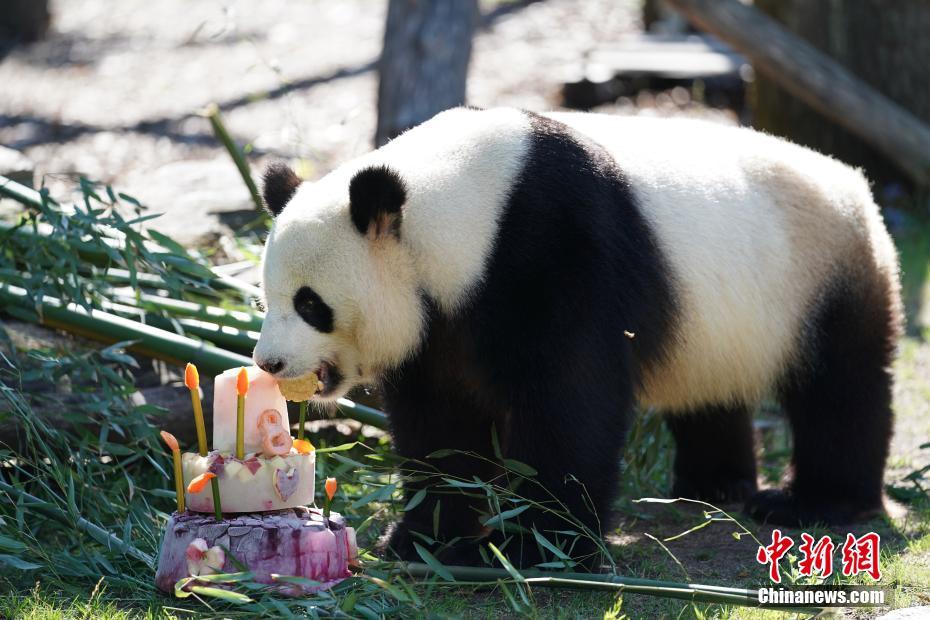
[183,451,316,513]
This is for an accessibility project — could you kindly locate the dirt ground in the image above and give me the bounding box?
[1,0,652,244]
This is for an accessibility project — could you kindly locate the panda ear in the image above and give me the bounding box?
[262,162,302,217]
[349,165,407,239]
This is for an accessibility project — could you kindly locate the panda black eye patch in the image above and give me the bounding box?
[293,286,334,333]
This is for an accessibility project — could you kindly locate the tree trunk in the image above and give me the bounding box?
[375,0,478,147]
[752,0,930,189]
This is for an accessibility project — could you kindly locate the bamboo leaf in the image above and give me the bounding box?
[502,459,538,477]
[194,571,255,583]
[533,561,578,569]
[270,574,322,588]
[488,542,525,583]
[403,489,427,512]
[189,585,253,604]
[0,535,27,553]
[491,423,503,460]
[350,483,396,509]
[0,554,41,570]
[315,442,362,454]
[482,505,530,529]
[412,543,455,582]
[363,576,410,602]
[532,528,571,561]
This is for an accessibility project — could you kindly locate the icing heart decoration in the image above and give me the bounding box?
[186,538,225,576]
[273,467,300,501]
[258,409,293,457]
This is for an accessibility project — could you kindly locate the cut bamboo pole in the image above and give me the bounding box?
[203,103,264,212]
[104,303,258,354]
[0,284,390,429]
[0,283,252,375]
[393,563,820,614]
[113,292,264,332]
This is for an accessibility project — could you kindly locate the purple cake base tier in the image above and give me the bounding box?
[155,507,357,596]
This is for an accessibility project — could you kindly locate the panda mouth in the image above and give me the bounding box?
[313,360,343,397]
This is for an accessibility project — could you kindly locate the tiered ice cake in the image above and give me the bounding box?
[154,364,357,595]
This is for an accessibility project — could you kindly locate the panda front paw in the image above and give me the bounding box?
[745,489,884,526]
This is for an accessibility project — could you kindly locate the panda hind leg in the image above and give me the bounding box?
[666,404,758,503]
[746,279,897,526]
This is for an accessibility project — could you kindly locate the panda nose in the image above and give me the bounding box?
[257,358,285,375]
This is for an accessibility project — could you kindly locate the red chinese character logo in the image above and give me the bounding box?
[757,529,794,583]
[841,532,881,580]
[798,533,835,577]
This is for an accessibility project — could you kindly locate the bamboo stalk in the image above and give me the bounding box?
[203,103,264,212]
[113,292,264,332]
[0,176,49,208]
[0,284,390,429]
[393,563,820,614]
[334,397,389,430]
[102,301,257,354]
[0,271,258,353]
[0,283,252,375]
[101,267,260,300]
[0,477,155,567]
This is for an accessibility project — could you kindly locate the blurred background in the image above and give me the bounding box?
[3,0,928,245]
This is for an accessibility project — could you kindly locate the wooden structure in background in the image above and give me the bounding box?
[665,0,930,188]
[754,0,930,188]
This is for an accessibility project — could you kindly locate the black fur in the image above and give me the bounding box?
[667,405,758,502]
[262,162,302,217]
[293,286,334,333]
[349,165,407,237]
[381,113,680,567]
[746,274,898,525]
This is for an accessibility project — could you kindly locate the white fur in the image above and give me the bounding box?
[547,113,898,411]
[257,108,897,409]
[255,108,530,398]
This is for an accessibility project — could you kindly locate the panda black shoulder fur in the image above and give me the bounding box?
[254,107,902,567]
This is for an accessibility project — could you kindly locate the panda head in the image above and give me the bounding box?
[253,162,424,402]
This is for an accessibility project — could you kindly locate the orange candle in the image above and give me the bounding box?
[185,362,222,518]
[324,477,337,519]
[236,367,249,459]
[160,431,185,512]
[185,363,208,457]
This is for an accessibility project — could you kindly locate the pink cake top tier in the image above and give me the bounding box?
[212,366,289,454]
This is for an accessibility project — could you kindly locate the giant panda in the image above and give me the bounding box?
[253,107,902,567]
